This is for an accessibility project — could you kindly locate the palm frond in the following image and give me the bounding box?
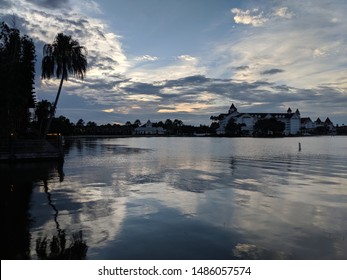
[41,33,87,81]
[41,56,54,79]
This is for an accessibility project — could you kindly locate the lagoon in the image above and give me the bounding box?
[2,136,347,259]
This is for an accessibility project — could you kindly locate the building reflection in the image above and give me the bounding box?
[0,160,88,259]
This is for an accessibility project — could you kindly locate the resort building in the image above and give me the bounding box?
[134,120,166,135]
[215,104,301,136]
[301,117,314,130]
[323,118,335,131]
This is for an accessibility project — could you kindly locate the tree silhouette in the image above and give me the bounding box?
[36,230,88,260]
[76,119,85,127]
[254,117,285,136]
[165,119,173,127]
[0,22,36,137]
[134,119,141,128]
[34,100,52,135]
[225,118,245,136]
[41,33,87,137]
[173,119,183,127]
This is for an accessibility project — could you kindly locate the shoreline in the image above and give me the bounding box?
[63,134,340,139]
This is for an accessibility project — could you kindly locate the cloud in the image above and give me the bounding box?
[0,0,11,8]
[231,6,294,27]
[274,7,294,19]
[128,54,205,83]
[40,66,346,125]
[177,55,197,62]
[102,108,114,113]
[104,74,344,120]
[1,0,346,126]
[214,0,347,91]
[134,55,158,62]
[26,0,100,14]
[235,66,250,71]
[231,8,268,27]
[157,103,211,113]
[28,0,70,9]
[0,0,129,93]
[261,69,285,75]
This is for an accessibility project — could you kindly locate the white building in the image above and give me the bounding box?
[134,120,166,135]
[301,117,335,134]
[301,117,314,130]
[216,104,301,136]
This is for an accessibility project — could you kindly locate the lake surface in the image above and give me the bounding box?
[2,136,347,259]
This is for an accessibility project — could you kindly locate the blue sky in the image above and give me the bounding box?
[1,0,346,125]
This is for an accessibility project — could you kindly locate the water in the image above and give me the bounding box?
[1,136,347,259]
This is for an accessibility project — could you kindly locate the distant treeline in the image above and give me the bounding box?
[336,125,347,135]
[31,112,213,136]
[33,110,347,137]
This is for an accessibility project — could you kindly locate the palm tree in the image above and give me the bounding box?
[41,33,87,137]
[35,99,52,135]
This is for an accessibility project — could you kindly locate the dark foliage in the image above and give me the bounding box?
[0,22,36,138]
[254,117,285,136]
[36,230,88,260]
[336,125,347,135]
[33,99,53,135]
[225,118,245,136]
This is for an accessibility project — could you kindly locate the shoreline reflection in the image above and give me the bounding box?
[0,160,88,259]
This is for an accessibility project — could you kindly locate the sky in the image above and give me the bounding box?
[1,0,347,126]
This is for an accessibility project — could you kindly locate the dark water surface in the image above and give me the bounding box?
[2,136,347,259]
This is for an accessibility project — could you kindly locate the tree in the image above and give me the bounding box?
[210,114,225,122]
[225,118,245,136]
[134,119,141,128]
[85,121,97,134]
[76,119,85,127]
[210,115,219,122]
[36,230,88,260]
[50,115,74,135]
[164,119,173,127]
[173,119,183,135]
[20,34,36,131]
[75,119,85,134]
[210,122,219,133]
[86,121,97,127]
[35,100,53,135]
[41,33,87,137]
[0,22,36,137]
[173,119,183,127]
[254,117,285,136]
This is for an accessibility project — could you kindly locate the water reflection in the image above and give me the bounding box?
[226,151,347,259]
[60,138,347,259]
[1,163,35,259]
[2,137,347,259]
[0,160,88,259]
[36,230,87,260]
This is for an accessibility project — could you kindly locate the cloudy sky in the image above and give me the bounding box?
[1,0,346,125]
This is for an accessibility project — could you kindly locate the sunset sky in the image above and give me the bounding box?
[1,0,346,125]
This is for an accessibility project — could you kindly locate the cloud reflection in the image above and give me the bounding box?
[26,137,347,259]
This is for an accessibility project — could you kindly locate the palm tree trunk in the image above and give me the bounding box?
[43,74,64,138]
